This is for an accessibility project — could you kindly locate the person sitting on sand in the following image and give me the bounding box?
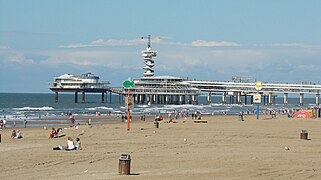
[15,130,23,139]
[49,128,57,138]
[75,138,82,150]
[65,136,76,151]
[11,129,17,138]
[53,136,76,150]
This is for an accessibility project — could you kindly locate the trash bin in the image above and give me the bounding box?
[154,121,159,128]
[119,154,131,175]
[300,130,308,140]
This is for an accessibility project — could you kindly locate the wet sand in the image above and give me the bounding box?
[1,114,321,179]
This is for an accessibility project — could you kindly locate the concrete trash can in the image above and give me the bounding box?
[119,154,131,175]
[154,121,159,128]
[300,130,308,140]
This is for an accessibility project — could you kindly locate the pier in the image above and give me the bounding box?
[49,36,321,107]
[186,80,321,106]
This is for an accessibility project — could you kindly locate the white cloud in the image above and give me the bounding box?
[3,40,321,84]
[39,49,140,69]
[4,53,35,65]
[191,40,240,47]
[0,45,10,50]
[58,44,101,48]
[59,37,162,49]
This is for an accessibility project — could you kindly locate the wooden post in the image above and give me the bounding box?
[55,92,58,102]
[75,92,78,103]
[101,92,105,103]
[82,92,85,103]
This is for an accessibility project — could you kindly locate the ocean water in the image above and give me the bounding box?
[0,93,318,121]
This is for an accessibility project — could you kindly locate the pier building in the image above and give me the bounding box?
[131,76,199,105]
[49,73,110,103]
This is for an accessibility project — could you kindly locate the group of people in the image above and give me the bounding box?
[11,129,23,139]
[53,136,82,151]
[49,128,64,138]
[191,111,202,120]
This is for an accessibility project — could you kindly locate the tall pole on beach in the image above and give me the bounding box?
[256,91,260,120]
[127,89,130,131]
[123,79,135,131]
[254,81,262,120]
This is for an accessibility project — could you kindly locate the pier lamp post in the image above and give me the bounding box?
[254,81,263,120]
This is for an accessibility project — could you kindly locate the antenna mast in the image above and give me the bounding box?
[141,35,157,77]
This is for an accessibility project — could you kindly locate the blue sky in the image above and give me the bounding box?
[1,0,321,93]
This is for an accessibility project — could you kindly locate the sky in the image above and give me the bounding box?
[1,0,321,93]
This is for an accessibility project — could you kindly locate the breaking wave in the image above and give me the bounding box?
[13,106,55,111]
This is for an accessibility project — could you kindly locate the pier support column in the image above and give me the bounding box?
[153,95,156,104]
[55,92,59,103]
[101,92,105,103]
[268,93,273,105]
[82,92,85,103]
[237,92,242,105]
[273,95,276,105]
[244,95,248,105]
[250,95,253,104]
[316,94,320,106]
[300,93,304,106]
[263,95,266,106]
[147,95,151,105]
[165,95,169,104]
[137,95,140,104]
[175,95,179,105]
[134,94,137,104]
[179,95,183,105]
[109,92,112,104]
[187,95,192,104]
[230,96,234,105]
[284,93,288,105]
[74,92,78,103]
[192,95,195,105]
[222,93,226,104]
[207,92,212,103]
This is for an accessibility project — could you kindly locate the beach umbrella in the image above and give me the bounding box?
[292,111,311,118]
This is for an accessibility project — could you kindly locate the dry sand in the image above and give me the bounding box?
[1,114,321,179]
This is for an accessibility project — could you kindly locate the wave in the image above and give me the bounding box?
[13,106,55,111]
[136,105,151,108]
[86,106,113,111]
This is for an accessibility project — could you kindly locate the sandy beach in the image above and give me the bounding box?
[1,114,321,179]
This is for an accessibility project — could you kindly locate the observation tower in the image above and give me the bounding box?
[141,35,157,77]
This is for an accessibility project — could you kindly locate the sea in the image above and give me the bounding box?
[0,93,318,127]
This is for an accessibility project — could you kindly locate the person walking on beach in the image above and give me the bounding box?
[24,119,28,128]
